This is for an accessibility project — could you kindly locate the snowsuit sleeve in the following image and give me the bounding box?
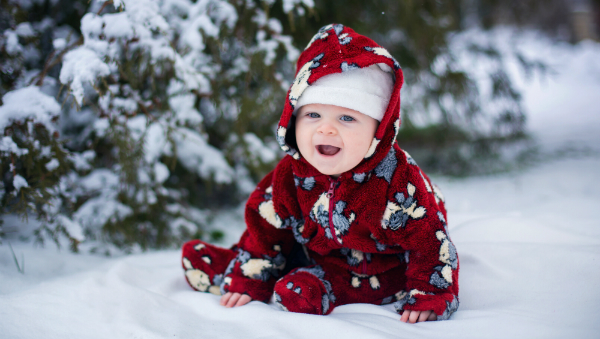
[221,158,300,302]
[375,147,459,319]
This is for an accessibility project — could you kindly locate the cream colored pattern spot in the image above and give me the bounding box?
[241,259,272,278]
[365,138,380,158]
[258,200,283,229]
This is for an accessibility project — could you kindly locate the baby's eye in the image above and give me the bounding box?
[307,112,320,118]
[340,115,355,122]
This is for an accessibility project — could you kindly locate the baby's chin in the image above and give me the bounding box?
[300,146,362,177]
[307,160,349,178]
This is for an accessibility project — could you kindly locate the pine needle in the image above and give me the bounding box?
[7,242,25,274]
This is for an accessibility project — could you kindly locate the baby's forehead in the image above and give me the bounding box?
[298,103,376,120]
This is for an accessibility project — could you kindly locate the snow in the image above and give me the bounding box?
[282,0,314,13]
[0,86,61,132]
[56,215,85,242]
[52,38,66,50]
[45,158,60,171]
[15,22,35,38]
[154,162,170,184]
[73,169,134,230]
[252,9,300,65]
[59,47,111,105]
[12,175,29,192]
[0,137,29,156]
[517,39,600,154]
[78,169,120,192]
[102,13,136,40]
[68,150,95,171]
[173,127,234,184]
[3,30,22,55]
[2,157,598,338]
[74,195,134,230]
[1,30,599,338]
[244,132,277,163]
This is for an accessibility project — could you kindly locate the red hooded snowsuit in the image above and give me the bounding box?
[182,24,459,319]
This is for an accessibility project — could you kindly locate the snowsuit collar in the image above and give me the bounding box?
[276,24,404,179]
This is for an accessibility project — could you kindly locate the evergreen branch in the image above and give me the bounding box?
[96,0,114,15]
[30,36,84,87]
[29,0,113,87]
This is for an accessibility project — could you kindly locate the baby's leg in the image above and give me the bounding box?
[181,240,236,295]
[273,263,406,315]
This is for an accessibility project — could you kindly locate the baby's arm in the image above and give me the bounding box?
[375,147,459,320]
[220,292,253,308]
[400,310,437,323]
[219,160,299,304]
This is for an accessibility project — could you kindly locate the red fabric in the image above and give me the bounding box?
[182,24,459,319]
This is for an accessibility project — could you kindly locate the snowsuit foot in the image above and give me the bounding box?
[272,264,408,315]
[274,266,335,314]
[181,240,236,295]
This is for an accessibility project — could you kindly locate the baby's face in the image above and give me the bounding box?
[295,103,378,178]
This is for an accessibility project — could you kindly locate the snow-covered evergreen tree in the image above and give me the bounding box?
[1,0,312,252]
[1,0,567,251]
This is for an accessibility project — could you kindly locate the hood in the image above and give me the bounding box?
[276,23,404,177]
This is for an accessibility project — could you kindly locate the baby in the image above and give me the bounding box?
[181,24,459,323]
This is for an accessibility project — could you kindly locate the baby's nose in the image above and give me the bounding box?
[317,122,337,135]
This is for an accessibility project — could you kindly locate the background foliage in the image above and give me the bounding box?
[0,0,595,251]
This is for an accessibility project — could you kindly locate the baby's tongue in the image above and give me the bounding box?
[318,145,340,155]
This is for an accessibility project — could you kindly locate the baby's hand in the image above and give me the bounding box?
[220,292,252,308]
[400,310,437,323]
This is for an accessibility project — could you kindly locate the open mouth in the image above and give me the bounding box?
[316,145,341,156]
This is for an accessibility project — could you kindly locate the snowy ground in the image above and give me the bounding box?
[1,31,599,339]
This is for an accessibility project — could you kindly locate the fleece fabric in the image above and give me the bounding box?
[181,24,459,319]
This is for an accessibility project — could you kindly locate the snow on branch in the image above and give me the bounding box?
[0,86,61,133]
[173,127,234,184]
[59,47,111,106]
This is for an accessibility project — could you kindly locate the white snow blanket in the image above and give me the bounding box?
[1,30,600,339]
[1,156,599,338]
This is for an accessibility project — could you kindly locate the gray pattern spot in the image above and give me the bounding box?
[293,175,315,191]
[371,233,388,251]
[341,61,360,72]
[213,274,223,286]
[405,152,417,166]
[438,211,450,236]
[339,35,352,45]
[273,292,288,311]
[303,177,315,191]
[393,292,417,313]
[310,203,328,227]
[374,148,397,183]
[284,216,310,244]
[309,53,324,69]
[333,24,344,35]
[439,297,459,320]
[383,189,425,231]
[381,296,394,305]
[353,172,366,183]
[447,241,458,270]
[332,201,352,236]
[429,269,450,289]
